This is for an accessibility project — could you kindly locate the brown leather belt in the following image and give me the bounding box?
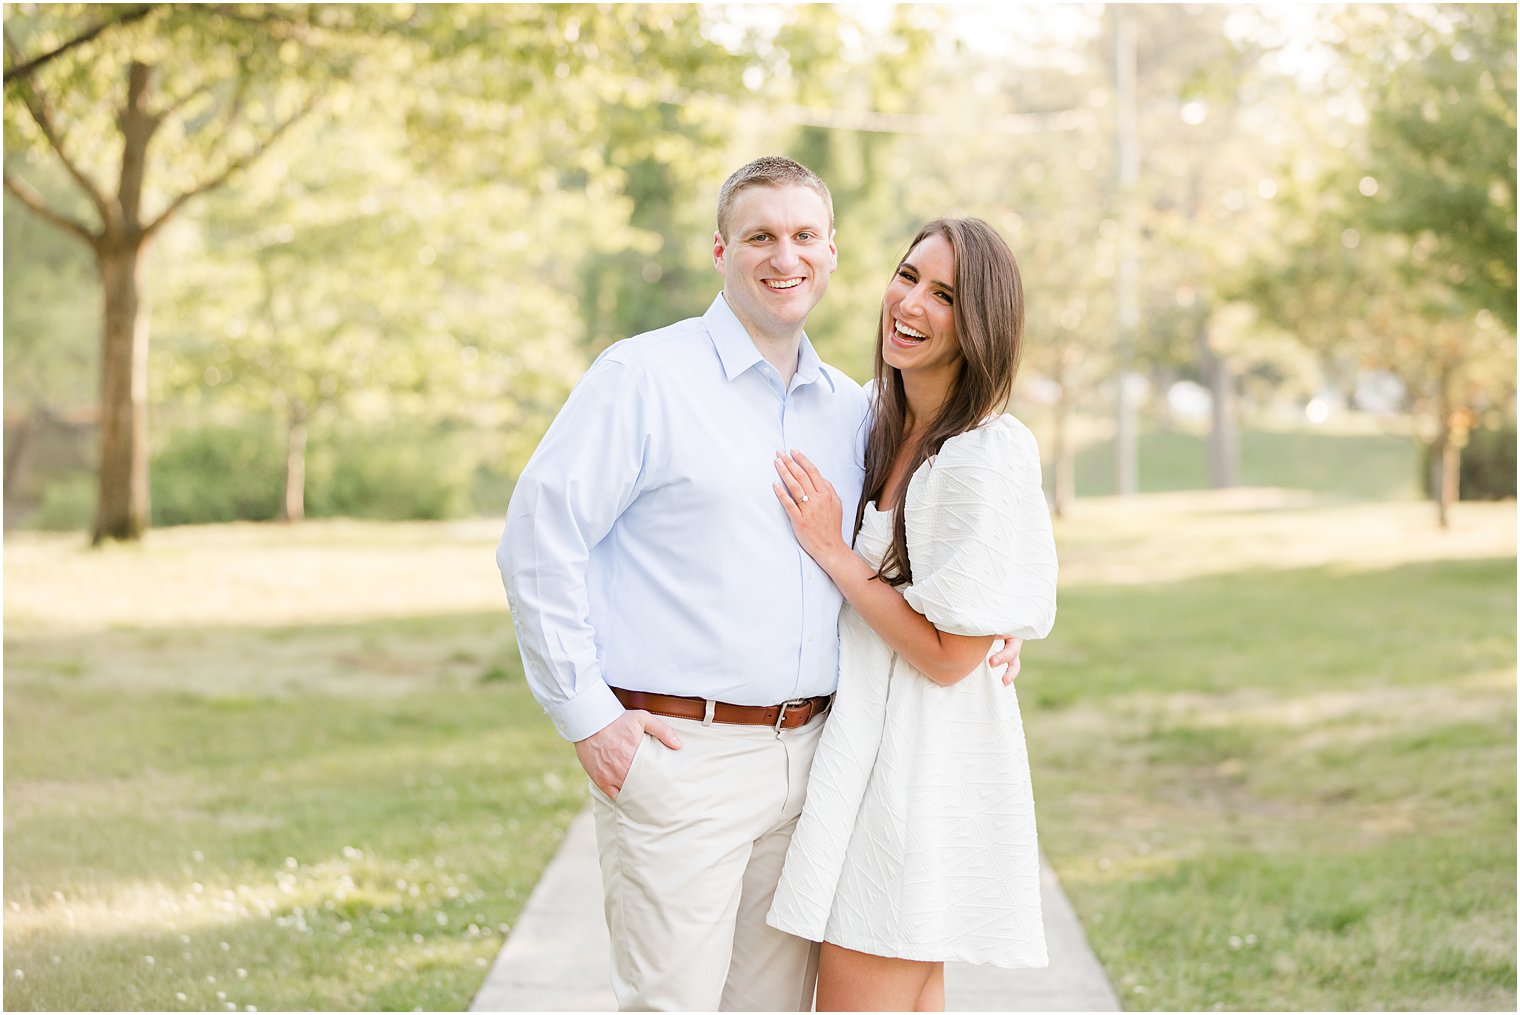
[611,687,832,731]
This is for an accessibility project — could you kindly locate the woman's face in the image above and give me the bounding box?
[881,233,963,385]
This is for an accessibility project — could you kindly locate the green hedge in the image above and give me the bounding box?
[143,418,486,526]
[1459,425,1518,500]
[1420,425,1517,502]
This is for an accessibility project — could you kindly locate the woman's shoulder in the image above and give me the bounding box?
[935,412,1039,470]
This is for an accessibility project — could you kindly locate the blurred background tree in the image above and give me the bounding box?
[5,2,1515,539]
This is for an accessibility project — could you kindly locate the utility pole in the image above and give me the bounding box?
[1114,7,1140,497]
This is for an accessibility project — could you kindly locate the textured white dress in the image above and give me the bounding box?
[766,414,1059,969]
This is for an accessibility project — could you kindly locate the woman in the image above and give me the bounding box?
[765,218,1058,1011]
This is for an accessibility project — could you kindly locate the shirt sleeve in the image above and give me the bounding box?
[497,354,651,741]
[902,417,1058,640]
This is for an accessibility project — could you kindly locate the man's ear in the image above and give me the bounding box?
[827,230,839,273]
[712,230,726,272]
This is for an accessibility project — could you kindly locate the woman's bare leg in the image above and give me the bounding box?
[816,942,937,1012]
[914,961,945,1012]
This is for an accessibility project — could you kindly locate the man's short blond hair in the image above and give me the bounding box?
[716,156,834,241]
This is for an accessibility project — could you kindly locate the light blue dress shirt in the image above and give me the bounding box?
[499,293,870,741]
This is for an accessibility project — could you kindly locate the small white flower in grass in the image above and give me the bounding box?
[175,992,187,1001]
[236,969,247,979]
[247,1007,258,1012]
[180,934,191,944]
[52,890,64,901]
[219,941,230,951]
[476,957,488,967]
[192,883,204,894]
[342,846,363,861]
[207,975,217,984]
[144,956,156,966]
[411,933,423,944]
[1245,934,1257,945]
[435,913,448,926]
[497,923,510,934]
[226,1004,237,1011]
[1228,935,1243,950]
[50,956,60,965]
[216,991,227,1001]
[12,969,23,980]
[1131,985,1146,995]
[192,850,205,862]
[284,858,298,869]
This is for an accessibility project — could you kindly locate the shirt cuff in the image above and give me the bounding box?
[545,681,627,742]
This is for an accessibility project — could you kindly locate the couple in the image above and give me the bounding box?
[498,156,1058,1012]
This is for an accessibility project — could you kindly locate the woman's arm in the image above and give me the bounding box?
[774,451,993,686]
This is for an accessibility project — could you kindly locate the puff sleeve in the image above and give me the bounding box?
[901,415,1058,639]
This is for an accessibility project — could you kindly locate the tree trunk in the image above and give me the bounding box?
[1431,363,1455,529]
[90,60,159,545]
[1197,311,1239,488]
[4,408,37,506]
[282,401,308,523]
[92,239,151,544]
[1051,346,1076,518]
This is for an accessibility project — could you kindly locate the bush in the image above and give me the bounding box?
[30,474,95,531]
[151,423,285,526]
[1418,424,1518,501]
[303,422,477,521]
[90,417,489,528]
[1460,425,1517,500]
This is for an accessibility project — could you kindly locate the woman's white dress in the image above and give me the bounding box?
[766,414,1059,969]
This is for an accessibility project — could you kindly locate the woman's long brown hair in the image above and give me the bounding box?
[856,218,1025,587]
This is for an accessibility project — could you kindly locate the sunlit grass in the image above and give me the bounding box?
[5,491,1514,1010]
[4,520,584,1011]
[1070,420,1422,500]
[1026,496,1516,1011]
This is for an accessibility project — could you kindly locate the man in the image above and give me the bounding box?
[499,156,1020,1011]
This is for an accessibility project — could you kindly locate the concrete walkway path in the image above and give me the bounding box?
[470,806,1122,1012]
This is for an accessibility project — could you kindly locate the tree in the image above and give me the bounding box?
[3,4,359,542]
[1241,4,1517,526]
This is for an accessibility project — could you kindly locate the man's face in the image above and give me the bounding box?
[713,184,837,345]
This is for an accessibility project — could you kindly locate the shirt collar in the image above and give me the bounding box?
[703,292,836,392]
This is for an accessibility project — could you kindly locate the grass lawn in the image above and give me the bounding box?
[5,521,584,1011]
[4,491,1514,1010]
[1070,420,1422,501]
[1031,495,1516,1011]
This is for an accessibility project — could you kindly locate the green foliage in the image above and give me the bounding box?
[30,474,95,531]
[150,422,285,526]
[1353,4,1518,329]
[305,423,477,522]
[1421,425,1519,501]
[2,180,99,410]
[143,419,484,527]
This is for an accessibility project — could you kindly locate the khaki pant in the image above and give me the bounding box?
[589,712,826,1012]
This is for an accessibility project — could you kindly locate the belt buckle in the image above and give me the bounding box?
[774,698,812,733]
